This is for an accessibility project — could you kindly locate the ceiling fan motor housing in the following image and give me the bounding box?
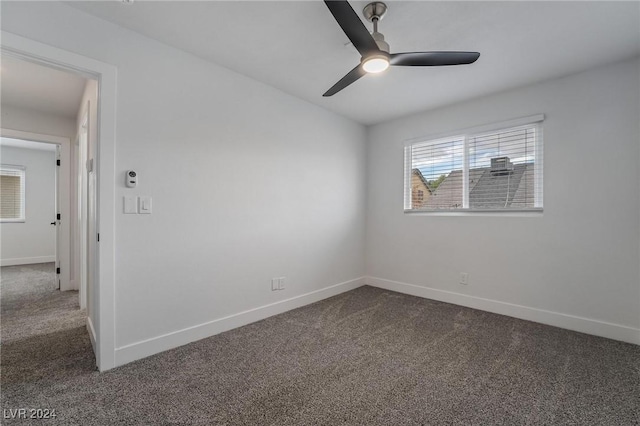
[372,31,390,53]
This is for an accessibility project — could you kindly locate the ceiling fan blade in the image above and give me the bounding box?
[324,1,380,57]
[323,64,366,97]
[390,51,480,66]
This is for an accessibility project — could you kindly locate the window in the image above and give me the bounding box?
[404,115,543,212]
[1,165,26,222]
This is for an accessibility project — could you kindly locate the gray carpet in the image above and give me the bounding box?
[1,263,85,343]
[1,269,639,425]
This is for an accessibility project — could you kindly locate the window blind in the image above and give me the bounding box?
[405,118,543,212]
[468,125,539,210]
[1,167,26,220]
[407,137,465,210]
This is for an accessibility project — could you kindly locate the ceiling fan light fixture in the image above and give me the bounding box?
[362,54,390,73]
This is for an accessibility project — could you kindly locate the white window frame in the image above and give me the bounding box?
[1,164,26,222]
[404,114,544,214]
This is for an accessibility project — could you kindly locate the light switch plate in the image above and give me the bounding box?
[124,196,137,214]
[138,196,152,214]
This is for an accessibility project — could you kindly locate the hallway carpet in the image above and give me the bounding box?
[1,276,638,425]
[1,263,84,343]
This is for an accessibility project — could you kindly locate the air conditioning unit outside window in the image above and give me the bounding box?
[490,156,513,175]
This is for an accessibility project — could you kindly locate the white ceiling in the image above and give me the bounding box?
[0,54,87,119]
[68,1,640,125]
[1,137,58,152]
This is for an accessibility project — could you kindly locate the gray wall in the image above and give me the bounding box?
[366,58,640,343]
[2,1,637,366]
[1,1,368,363]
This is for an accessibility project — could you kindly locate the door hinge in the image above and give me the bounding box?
[57,213,61,220]
[57,159,60,166]
[56,267,61,275]
[97,233,100,242]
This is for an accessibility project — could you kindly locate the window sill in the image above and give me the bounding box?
[0,219,26,223]
[404,208,543,217]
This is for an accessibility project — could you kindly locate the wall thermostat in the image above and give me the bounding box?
[126,170,137,188]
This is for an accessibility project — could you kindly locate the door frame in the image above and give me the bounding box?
[1,31,118,371]
[55,143,61,290]
[77,109,89,310]
[0,130,68,287]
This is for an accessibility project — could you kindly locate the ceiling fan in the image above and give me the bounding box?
[323,1,480,96]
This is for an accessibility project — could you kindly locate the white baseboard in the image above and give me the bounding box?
[366,276,640,345]
[1,256,55,266]
[114,277,366,367]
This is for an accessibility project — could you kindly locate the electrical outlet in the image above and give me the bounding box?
[278,277,286,290]
[460,272,469,285]
[271,278,279,291]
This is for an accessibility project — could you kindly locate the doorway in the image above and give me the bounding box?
[0,53,93,357]
[0,138,60,276]
[1,31,117,370]
[0,134,79,334]
[0,137,89,343]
